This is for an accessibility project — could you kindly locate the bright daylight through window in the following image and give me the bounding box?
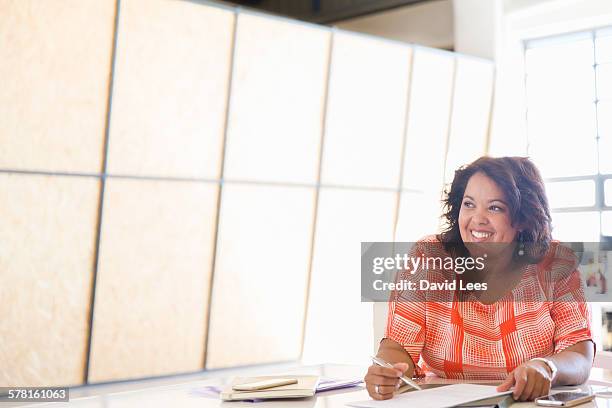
[524,27,612,353]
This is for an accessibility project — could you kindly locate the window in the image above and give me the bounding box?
[525,28,612,355]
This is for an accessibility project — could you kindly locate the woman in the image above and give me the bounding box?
[364,156,594,401]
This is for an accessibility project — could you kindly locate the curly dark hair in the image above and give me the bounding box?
[438,156,552,263]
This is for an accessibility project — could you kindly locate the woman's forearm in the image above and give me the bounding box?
[548,340,594,385]
[376,338,416,378]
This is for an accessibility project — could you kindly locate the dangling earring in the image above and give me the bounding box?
[518,231,525,256]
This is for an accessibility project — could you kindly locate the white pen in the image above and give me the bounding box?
[371,356,423,391]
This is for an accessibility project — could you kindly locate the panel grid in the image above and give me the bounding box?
[83,0,122,383]
[1,0,495,386]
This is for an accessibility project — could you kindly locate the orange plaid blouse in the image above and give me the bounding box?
[385,235,592,380]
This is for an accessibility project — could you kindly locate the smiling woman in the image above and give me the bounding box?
[442,156,553,264]
[364,156,595,403]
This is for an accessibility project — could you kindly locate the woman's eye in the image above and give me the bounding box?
[462,201,474,208]
[490,205,503,212]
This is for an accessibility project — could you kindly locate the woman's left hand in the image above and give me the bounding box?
[496,360,552,401]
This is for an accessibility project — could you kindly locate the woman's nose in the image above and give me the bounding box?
[472,211,489,225]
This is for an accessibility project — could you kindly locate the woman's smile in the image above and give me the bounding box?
[470,229,494,241]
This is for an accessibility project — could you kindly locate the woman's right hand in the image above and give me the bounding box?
[364,362,410,400]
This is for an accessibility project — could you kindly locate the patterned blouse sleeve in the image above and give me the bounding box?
[384,241,428,373]
[548,244,593,353]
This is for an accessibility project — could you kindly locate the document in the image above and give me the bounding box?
[347,384,512,408]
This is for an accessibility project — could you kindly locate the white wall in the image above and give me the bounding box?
[453,0,502,60]
[335,0,454,49]
[504,0,612,36]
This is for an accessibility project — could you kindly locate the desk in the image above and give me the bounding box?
[12,365,612,408]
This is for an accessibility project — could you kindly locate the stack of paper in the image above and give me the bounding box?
[220,375,319,401]
[316,378,363,392]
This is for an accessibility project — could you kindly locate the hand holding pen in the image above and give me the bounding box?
[364,356,421,400]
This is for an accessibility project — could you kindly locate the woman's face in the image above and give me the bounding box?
[459,172,519,245]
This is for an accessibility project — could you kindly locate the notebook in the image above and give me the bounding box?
[220,375,319,401]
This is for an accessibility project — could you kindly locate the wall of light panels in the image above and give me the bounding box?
[0,0,494,385]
